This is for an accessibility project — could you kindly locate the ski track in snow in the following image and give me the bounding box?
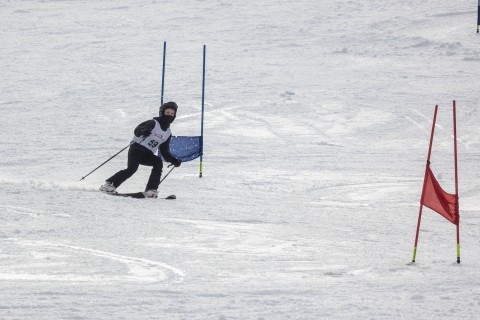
[0,239,184,284]
[0,205,44,218]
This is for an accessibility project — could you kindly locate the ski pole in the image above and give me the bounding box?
[79,142,134,181]
[80,136,149,181]
[159,165,175,185]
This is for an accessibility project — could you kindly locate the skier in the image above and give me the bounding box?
[100,102,182,198]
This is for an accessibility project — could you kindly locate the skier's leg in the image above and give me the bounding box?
[143,154,163,191]
[107,145,144,188]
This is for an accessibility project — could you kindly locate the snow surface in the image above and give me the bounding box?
[1,0,480,319]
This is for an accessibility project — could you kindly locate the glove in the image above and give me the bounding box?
[172,158,182,167]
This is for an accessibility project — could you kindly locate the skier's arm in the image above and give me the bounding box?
[134,120,155,137]
[159,136,180,165]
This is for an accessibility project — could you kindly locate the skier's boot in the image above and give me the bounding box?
[143,189,158,198]
[100,181,117,193]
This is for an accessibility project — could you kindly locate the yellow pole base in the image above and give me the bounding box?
[411,246,417,263]
[457,244,461,264]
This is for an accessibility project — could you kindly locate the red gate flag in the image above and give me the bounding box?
[422,167,459,225]
[411,102,460,264]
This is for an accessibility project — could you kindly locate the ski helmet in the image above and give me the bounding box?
[159,101,178,118]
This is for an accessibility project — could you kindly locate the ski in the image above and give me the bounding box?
[107,192,176,199]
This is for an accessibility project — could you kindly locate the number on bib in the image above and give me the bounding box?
[148,140,159,148]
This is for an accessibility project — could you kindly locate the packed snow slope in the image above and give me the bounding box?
[1,0,480,319]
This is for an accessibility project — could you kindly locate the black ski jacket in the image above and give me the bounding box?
[133,117,177,163]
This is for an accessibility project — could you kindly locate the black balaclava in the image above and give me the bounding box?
[159,102,178,125]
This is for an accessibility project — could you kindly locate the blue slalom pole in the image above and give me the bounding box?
[477,0,480,33]
[199,45,206,178]
[161,41,167,104]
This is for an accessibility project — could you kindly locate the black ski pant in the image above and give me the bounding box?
[107,143,163,191]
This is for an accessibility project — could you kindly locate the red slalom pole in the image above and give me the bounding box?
[411,105,438,264]
[453,100,460,263]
